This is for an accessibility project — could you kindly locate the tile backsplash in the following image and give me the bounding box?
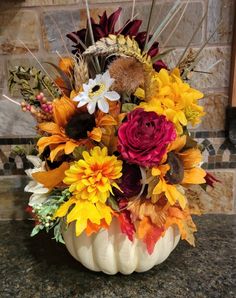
[0,0,235,218]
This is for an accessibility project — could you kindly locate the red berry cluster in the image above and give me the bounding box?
[21,92,53,122]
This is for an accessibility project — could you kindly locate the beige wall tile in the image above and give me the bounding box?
[0,175,30,220]
[0,99,36,137]
[186,170,236,214]
[207,0,235,44]
[165,46,231,89]
[0,10,40,54]
[121,1,205,47]
[198,92,228,131]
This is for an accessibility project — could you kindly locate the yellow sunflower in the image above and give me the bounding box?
[37,96,117,162]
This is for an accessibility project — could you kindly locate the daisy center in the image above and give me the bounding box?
[89,84,105,98]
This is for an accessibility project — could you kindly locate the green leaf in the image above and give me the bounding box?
[122,103,137,113]
[107,196,120,212]
[30,224,44,237]
[151,48,175,63]
[200,183,207,192]
[72,146,87,159]
[53,220,65,244]
[184,135,198,150]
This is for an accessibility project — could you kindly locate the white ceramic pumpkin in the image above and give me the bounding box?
[63,218,180,275]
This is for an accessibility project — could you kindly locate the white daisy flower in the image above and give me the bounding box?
[73,70,120,114]
[24,155,49,207]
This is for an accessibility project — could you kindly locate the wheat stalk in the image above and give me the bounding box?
[74,56,89,92]
[83,34,153,69]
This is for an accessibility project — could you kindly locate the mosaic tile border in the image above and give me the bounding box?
[0,132,236,175]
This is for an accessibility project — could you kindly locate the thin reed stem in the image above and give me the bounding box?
[3,94,21,106]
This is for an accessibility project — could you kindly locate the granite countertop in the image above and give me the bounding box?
[0,215,235,298]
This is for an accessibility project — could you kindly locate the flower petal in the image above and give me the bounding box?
[87,101,97,114]
[104,91,120,101]
[182,168,206,184]
[98,98,109,113]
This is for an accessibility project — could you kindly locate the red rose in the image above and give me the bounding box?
[117,108,176,167]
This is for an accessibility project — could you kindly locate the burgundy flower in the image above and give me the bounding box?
[205,172,221,188]
[117,108,176,167]
[67,8,167,71]
[113,162,142,199]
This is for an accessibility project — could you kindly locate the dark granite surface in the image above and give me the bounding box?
[0,215,235,298]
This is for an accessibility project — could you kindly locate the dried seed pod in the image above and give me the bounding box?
[165,152,184,184]
[108,57,144,94]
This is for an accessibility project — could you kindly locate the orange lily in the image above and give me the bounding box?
[168,135,206,185]
[32,162,69,189]
[152,165,187,209]
[150,135,206,209]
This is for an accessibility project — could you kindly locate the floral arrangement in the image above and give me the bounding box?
[6,5,219,255]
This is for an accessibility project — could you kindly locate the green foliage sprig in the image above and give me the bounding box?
[31,189,71,244]
[8,66,61,103]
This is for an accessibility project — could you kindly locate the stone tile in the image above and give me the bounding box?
[79,7,119,29]
[190,46,231,89]
[209,138,226,155]
[41,9,81,53]
[0,58,5,93]
[0,0,130,7]
[165,46,231,89]
[207,0,235,44]
[0,10,39,55]
[0,175,30,220]
[222,149,231,162]
[186,170,235,214]
[121,1,204,47]
[197,92,228,131]
[0,99,36,137]
[41,7,124,54]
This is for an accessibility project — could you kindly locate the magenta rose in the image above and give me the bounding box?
[117,108,176,167]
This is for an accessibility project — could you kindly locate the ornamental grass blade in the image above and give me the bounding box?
[151,48,175,63]
[131,0,136,20]
[144,0,156,48]
[181,21,222,79]
[176,9,208,67]
[85,0,101,73]
[145,0,182,52]
[162,0,190,48]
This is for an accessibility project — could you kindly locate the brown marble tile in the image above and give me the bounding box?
[41,9,81,53]
[0,100,36,136]
[186,170,235,214]
[0,0,131,7]
[165,46,232,90]
[121,0,204,47]
[0,10,39,55]
[198,93,228,131]
[207,0,235,44]
[0,175,30,219]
